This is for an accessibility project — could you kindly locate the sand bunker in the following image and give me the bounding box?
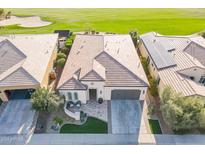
[0,16,52,27]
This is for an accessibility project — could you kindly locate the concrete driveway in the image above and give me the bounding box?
[0,99,36,135]
[109,100,142,134]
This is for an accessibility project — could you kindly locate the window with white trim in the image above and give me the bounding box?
[67,92,72,100]
[74,92,78,100]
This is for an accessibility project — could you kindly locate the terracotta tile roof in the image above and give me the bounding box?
[58,34,149,90]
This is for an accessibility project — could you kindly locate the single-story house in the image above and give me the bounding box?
[57,34,149,104]
[139,32,205,97]
[54,30,70,48]
[0,34,58,102]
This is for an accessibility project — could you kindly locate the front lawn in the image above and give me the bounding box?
[60,117,107,133]
[148,119,162,134]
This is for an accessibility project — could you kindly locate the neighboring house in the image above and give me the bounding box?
[139,32,205,97]
[57,34,149,104]
[0,34,58,102]
[54,30,70,48]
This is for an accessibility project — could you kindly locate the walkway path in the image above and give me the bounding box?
[80,101,107,122]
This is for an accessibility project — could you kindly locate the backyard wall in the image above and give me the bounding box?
[41,43,58,88]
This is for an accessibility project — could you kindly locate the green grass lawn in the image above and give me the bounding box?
[148,119,162,134]
[1,8,205,35]
[60,117,107,133]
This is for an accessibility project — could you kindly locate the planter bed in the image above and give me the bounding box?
[148,119,162,134]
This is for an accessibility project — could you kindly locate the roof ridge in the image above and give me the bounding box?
[1,39,27,59]
[58,77,87,90]
[0,59,25,81]
[0,66,39,87]
[97,51,149,87]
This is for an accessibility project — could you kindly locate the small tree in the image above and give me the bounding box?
[201,32,205,39]
[140,56,150,76]
[60,47,69,54]
[65,38,73,47]
[160,86,205,132]
[5,11,11,19]
[53,116,63,126]
[199,109,205,128]
[57,52,66,59]
[149,77,159,97]
[55,52,66,68]
[0,9,4,18]
[129,30,139,47]
[56,58,66,68]
[31,88,60,112]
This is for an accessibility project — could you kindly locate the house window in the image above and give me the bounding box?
[67,92,72,100]
[189,76,194,81]
[74,92,78,100]
[199,76,205,85]
[100,90,102,94]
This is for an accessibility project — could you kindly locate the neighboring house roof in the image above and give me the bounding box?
[184,38,205,66]
[58,34,149,90]
[140,32,177,69]
[0,67,38,87]
[0,39,26,75]
[0,34,58,88]
[140,32,205,97]
[54,30,70,38]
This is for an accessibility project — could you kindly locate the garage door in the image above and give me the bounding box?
[111,90,141,100]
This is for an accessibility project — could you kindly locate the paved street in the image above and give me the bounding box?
[139,134,205,145]
[29,134,137,145]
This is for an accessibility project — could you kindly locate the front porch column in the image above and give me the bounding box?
[0,90,8,102]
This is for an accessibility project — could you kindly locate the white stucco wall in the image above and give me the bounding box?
[104,86,148,101]
[59,90,87,104]
[158,79,165,96]
[139,42,159,79]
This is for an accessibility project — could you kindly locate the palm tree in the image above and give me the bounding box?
[31,87,60,112]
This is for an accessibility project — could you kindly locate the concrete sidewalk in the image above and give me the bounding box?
[29,134,138,145]
[139,134,205,145]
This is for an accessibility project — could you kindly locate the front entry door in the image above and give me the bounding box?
[89,89,97,101]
